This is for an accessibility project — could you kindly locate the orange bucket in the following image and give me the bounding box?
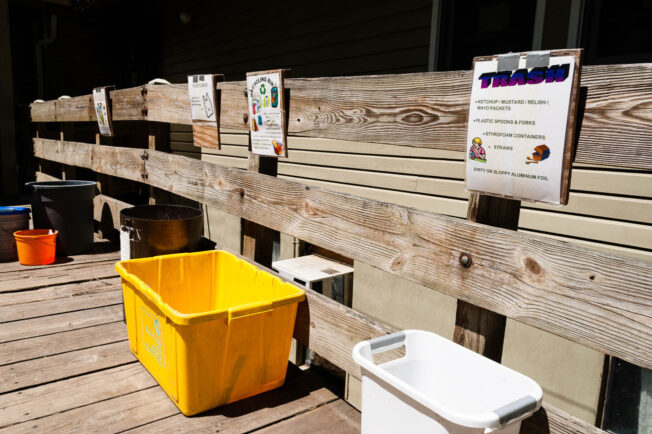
[14,229,58,265]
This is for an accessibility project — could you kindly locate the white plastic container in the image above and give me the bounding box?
[352,330,543,434]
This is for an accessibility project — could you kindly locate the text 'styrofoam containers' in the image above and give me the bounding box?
[352,330,543,434]
[115,250,305,416]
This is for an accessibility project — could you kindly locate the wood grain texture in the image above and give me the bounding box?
[282,175,652,254]
[0,322,126,366]
[0,260,117,292]
[0,289,122,323]
[0,363,154,429]
[0,277,121,307]
[110,86,146,121]
[0,340,133,393]
[454,194,520,362]
[34,138,652,370]
[143,83,189,124]
[256,400,360,433]
[0,305,123,343]
[30,63,652,169]
[1,386,176,433]
[192,123,220,149]
[243,154,279,268]
[0,242,119,273]
[130,369,338,433]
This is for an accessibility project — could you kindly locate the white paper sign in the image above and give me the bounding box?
[465,55,576,204]
[187,75,216,121]
[246,71,286,157]
[92,87,112,136]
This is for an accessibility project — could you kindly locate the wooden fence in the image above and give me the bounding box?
[30,63,652,434]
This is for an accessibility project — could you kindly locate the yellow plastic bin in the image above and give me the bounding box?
[115,250,305,416]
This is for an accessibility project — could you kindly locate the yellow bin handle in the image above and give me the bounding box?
[228,300,273,323]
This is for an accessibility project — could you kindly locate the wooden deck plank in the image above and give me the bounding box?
[4,368,337,433]
[125,369,338,434]
[0,260,118,293]
[0,304,123,343]
[0,289,122,323]
[1,386,178,434]
[0,363,155,429]
[0,242,119,273]
[0,277,121,307]
[0,340,133,393]
[255,399,360,433]
[0,321,126,366]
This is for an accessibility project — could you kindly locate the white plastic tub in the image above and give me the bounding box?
[352,330,543,434]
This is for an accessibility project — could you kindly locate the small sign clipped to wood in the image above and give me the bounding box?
[246,69,288,157]
[188,74,223,149]
[93,86,114,136]
[465,49,582,204]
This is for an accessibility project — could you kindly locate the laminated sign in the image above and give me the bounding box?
[93,86,114,136]
[465,50,581,204]
[246,69,287,157]
[188,74,223,149]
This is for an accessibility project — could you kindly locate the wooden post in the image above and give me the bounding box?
[453,193,520,362]
[59,123,77,180]
[147,123,170,204]
[95,133,109,239]
[242,153,278,268]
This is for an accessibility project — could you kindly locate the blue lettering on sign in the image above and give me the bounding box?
[479,64,570,89]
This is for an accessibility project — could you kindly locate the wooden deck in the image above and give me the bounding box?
[0,240,360,433]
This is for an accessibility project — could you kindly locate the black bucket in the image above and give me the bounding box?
[119,205,203,260]
[26,180,97,256]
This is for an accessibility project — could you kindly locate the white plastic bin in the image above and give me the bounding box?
[352,330,543,434]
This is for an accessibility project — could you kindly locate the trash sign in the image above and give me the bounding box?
[465,50,581,205]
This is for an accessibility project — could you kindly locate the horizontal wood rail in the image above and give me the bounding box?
[245,253,606,434]
[31,64,652,170]
[34,137,652,373]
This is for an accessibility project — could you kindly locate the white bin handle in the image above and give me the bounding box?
[368,331,406,354]
[353,330,541,431]
[353,331,408,371]
[492,396,539,426]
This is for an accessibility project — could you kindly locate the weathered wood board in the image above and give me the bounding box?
[0,341,134,393]
[0,259,117,293]
[30,64,652,169]
[0,322,126,366]
[0,305,123,343]
[33,138,652,372]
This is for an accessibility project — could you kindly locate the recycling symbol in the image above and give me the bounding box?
[154,318,161,335]
[259,84,266,95]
